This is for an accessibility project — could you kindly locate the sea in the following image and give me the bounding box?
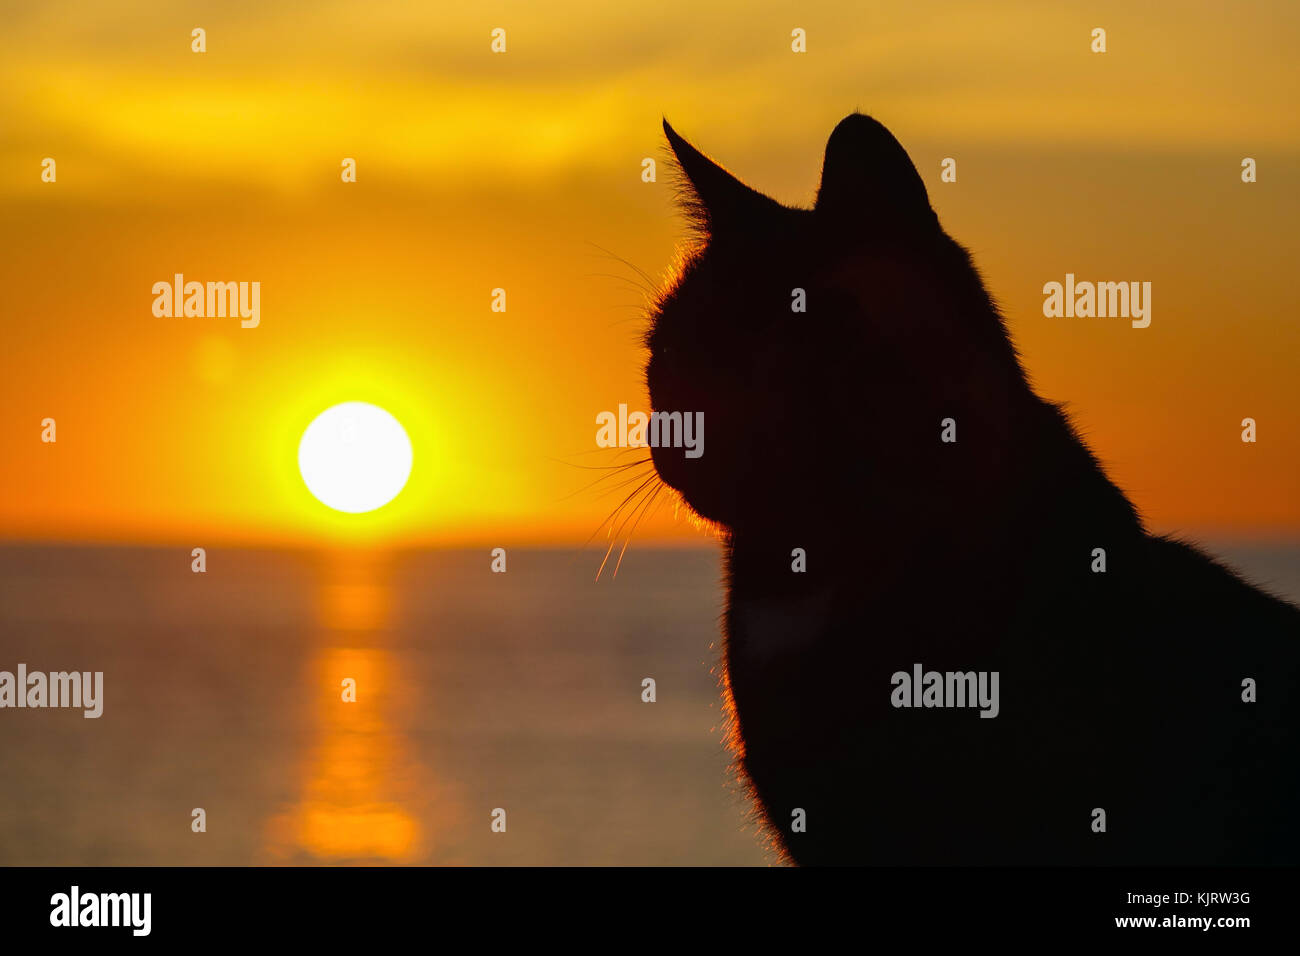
[0,541,1296,865]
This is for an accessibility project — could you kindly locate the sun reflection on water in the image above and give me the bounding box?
[265,552,425,863]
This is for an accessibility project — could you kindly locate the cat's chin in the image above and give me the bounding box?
[649,448,738,529]
[675,492,735,531]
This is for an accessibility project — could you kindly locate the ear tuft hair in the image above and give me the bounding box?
[662,118,789,239]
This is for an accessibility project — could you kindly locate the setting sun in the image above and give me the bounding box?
[298,402,413,514]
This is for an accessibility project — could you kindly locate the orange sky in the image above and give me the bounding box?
[1,0,1297,547]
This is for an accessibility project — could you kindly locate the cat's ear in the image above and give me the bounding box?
[814,113,938,235]
[663,118,786,236]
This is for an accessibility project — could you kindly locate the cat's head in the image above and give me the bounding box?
[645,113,1025,532]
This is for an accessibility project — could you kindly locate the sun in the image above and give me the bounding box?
[298,402,413,514]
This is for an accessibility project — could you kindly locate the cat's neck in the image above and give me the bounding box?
[726,392,1144,603]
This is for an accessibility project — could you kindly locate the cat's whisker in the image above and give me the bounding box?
[560,459,652,471]
[548,448,651,466]
[556,457,650,483]
[605,479,657,545]
[584,271,654,293]
[611,484,666,579]
[603,309,656,331]
[591,466,659,501]
[585,471,661,553]
[594,535,619,582]
[565,463,656,508]
[607,471,670,579]
[583,242,662,297]
[595,474,665,581]
[558,464,651,503]
[553,452,654,500]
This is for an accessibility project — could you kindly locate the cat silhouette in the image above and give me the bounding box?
[645,113,1300,865]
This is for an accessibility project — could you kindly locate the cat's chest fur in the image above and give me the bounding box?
[717,532,1300,865]
[727,588,835,667]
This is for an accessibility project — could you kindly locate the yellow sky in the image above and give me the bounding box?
[2,0,1297,546]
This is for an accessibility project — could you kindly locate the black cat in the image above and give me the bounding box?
[645,113,1300,865]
